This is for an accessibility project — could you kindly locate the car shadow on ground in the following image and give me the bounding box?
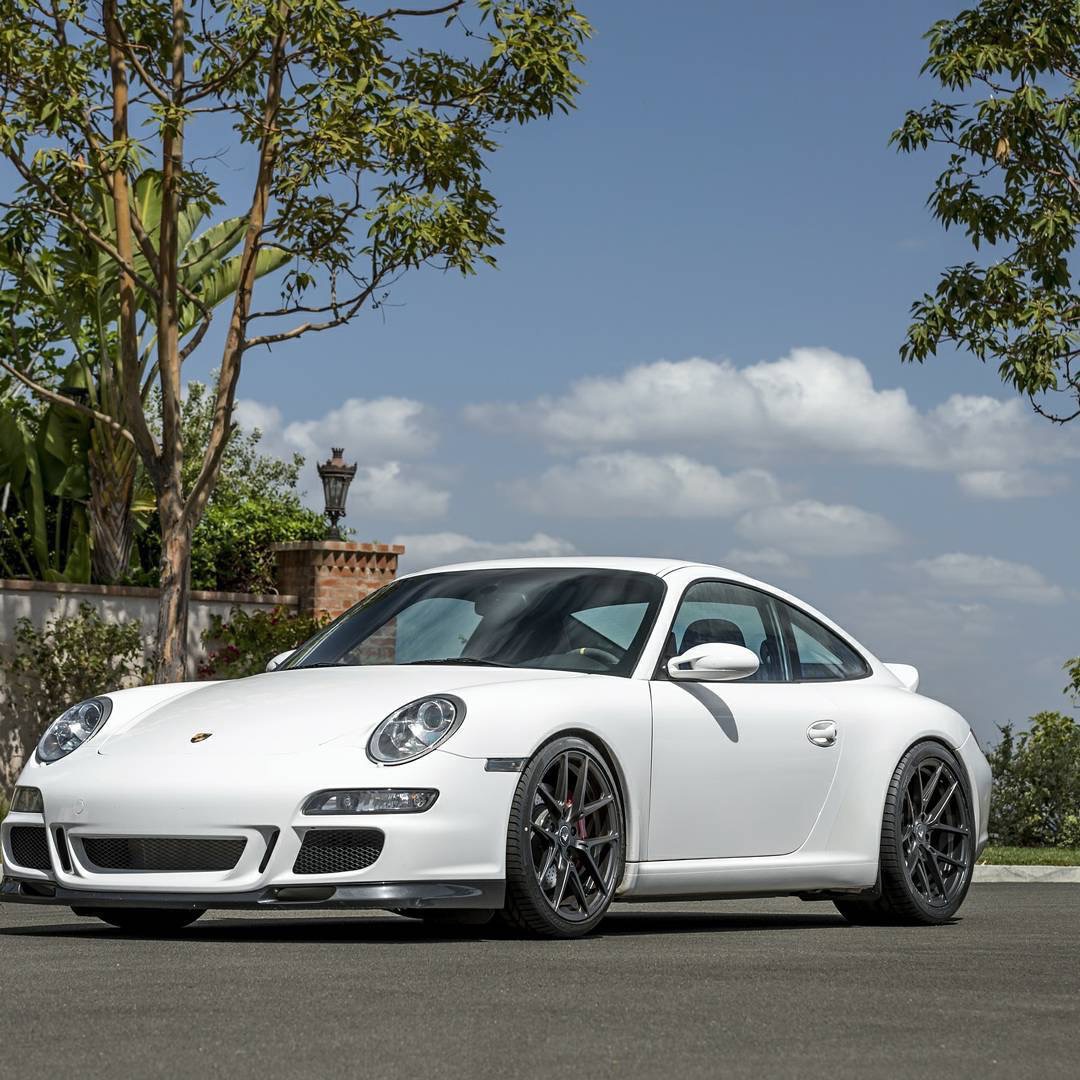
[0,907,865,944]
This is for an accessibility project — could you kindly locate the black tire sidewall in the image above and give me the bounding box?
[506,736,625,937]
[884,741,974,921]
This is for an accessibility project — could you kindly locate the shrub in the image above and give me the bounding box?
[199,606,329,680]
[987,711,1080,847]
[0,603,150,787]
[190,497,326,595]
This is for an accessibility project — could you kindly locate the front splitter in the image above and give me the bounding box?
[0,876,505,911]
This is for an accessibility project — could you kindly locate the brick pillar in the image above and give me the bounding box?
[272,541,404,619]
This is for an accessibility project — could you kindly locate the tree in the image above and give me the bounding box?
[136,379,327,594]
[0,0,590,680]
[1,171,289,584]
[893,0,1080,423]
[986,711,1080,847]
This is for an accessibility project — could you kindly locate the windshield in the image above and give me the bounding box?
[285,567,666,677]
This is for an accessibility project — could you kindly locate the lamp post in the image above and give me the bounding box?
[316,447,357,540]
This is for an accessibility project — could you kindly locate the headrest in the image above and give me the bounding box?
[680,618,746,651]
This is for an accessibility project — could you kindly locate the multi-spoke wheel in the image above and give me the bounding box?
[503,737,624,938]
[835,741,974,926]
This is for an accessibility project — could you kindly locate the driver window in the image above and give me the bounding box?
[666,581,788,682]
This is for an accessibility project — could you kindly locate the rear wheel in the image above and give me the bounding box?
[73,907,205,933]
[835,741,974,926]
[503,737,624,938]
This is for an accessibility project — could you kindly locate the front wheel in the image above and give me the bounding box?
[72,907,205,933]
[502,737,624,938]
[836,741,974,926]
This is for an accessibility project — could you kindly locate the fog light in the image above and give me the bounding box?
[302,788,439,815]
[10,787,43,814]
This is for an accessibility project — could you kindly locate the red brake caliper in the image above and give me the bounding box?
[573,798,588,840]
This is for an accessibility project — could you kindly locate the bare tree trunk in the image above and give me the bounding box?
[155,490,191,683]
[151,0,188,683]
[88,436,136,584]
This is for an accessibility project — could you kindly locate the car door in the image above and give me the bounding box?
[647,580,847,860]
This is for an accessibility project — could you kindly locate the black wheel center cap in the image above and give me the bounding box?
[559,825,572,844]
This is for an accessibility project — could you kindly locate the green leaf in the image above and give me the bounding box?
[179,216,248,285]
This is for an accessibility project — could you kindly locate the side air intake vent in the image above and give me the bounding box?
[10,826,51,872]
[293,829,384,875]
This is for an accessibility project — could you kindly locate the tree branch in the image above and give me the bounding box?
[0,356,136,444]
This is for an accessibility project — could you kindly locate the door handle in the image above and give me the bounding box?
[807,720,838,747]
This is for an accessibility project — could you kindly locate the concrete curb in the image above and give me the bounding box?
[974,864,1080,883]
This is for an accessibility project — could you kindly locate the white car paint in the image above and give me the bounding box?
[0,557,992,912]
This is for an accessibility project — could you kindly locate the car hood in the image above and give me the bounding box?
[96,665,582,759]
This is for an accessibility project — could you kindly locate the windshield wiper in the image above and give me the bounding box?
[405,657,514,668]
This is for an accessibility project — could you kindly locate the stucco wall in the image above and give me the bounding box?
[0,579,299,678]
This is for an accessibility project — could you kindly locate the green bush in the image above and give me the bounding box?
[190,497,326,595]
[987,711,1080,847]
[199,606,329,680]
[0,603,150,786]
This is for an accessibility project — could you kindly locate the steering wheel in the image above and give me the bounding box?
[574,646,621,667]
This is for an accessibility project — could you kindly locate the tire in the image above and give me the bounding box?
[73,907,205,933]
[502,736,624,938]
[835,740,974,926]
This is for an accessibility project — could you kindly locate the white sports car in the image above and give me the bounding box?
[1,558,991,938]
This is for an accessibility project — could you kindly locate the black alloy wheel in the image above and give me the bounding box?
[503,736,624,938]
[835,740,974,926]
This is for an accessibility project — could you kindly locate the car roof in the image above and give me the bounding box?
[403,556,739,579]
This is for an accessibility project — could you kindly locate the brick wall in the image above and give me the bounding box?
[272,541,404,618]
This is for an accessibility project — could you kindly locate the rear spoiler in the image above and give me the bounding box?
[884,663,919,692]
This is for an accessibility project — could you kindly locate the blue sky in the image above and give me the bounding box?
[184,0,1079,738]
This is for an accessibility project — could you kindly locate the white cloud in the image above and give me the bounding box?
[912,553,1065,605]
[235,395,438,463]
[736,499,902,557]
[722,547,810,580]
[510,452,781,518]
[956,469,1068,499]
[233,396,449,523]
[393,531,578,572]
[351,462,449,521]
[466,348,1077,497]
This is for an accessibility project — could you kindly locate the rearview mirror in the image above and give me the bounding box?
[667,642,760,682]
[266,649,295,673]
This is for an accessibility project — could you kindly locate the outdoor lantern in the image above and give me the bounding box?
[316,447,357,540]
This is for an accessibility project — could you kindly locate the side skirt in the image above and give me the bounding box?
[616,857,878,901]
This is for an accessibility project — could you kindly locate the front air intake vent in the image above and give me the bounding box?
[82,836,246,872]
[293,829,384,875]
[10,826,51,872]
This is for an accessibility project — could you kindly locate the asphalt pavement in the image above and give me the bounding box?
[1,885,1077,1080]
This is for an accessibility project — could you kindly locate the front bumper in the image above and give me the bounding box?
[1,744,518,902]
[0,876,504,911]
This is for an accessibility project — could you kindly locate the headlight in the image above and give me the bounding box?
[36,697,112,763]
[367,695,464,764]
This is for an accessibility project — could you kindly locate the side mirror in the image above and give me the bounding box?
[667,642,760,682]
[265,649,296,673]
